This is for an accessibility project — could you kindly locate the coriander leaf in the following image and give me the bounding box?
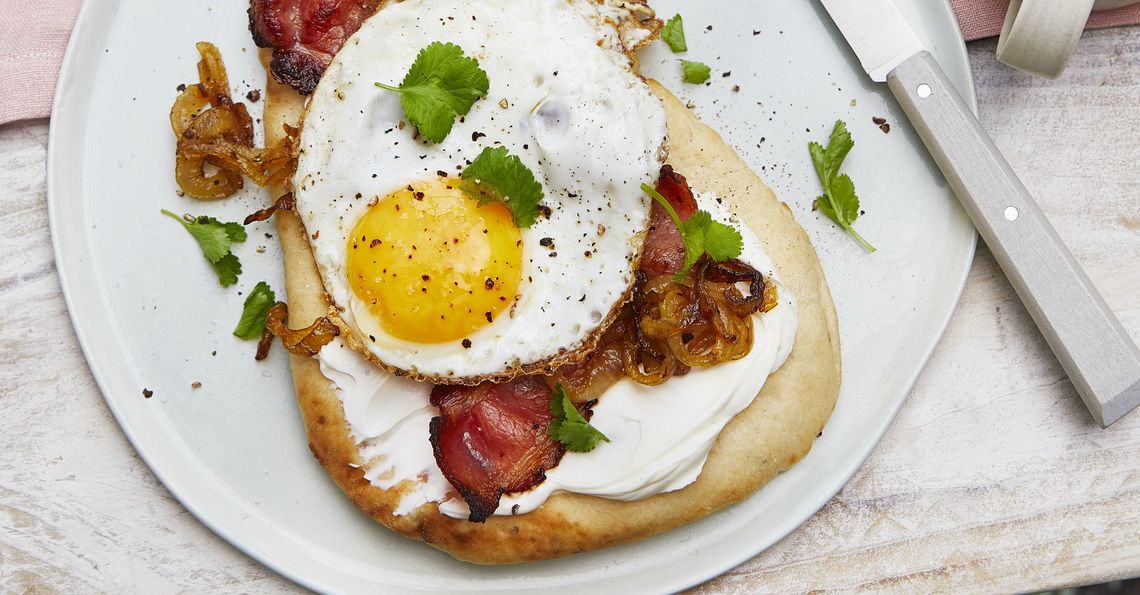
[661,14,688,53]
[825,174,860,223]
[679,210,711,274]
[162,209,247,286]
[233,281,276,340]
[824,121,854,180]
[222,221,247,244]
[809,120,875,252]
[640,184,744,280]
[702,217,745,262]
[460,146,544,228]
[548,384,610,453]
[553,422,610,453]
[680,59,711,84]
[375,42,489,143]
[212,254,243,288]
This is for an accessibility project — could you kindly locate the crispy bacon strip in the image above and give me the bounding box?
[249,0,383,94]
[429,377,565,522]
[640,165,699,278]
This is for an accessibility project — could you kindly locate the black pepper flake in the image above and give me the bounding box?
[245,89,261,103]
[752,30,761,35]
[485,312,493,323]
[872,116,887,125]
[549,251,558,257]
[369,335,376,342]
[176,83,187,92]
[471,131,486,141]
[414,191,425,200]
[462,339,472,349]
[537,205,552,219]
[722,71,731,78]
[879,123,891,134]
[485,278,495,289]
[142,388,153,399]
[539,237,554,247]
[437,170,449,177]
[422,274,431,281]
[370,239,381,248]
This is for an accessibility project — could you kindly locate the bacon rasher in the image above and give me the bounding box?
[249,0,382,94]
[428,377,566,522]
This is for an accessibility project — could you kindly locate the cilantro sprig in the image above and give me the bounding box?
[809,120,875,252]
[640,184,743,280]
[549,384,609,453]
[162,209,246,286]
[233,282,276,340]
[661,14,688,53]
[375,42,489,143]
[460,146,544,228]
[680,59,711,84]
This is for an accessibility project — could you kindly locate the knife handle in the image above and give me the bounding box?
[887,51,1140,427]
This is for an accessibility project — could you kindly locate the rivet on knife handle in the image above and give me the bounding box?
[887,51,1140,427]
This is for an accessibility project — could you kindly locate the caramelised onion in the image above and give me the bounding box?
[551,256,778,396]
[549,311,633,402]
[258,303,339,360]
[171,42,297,200]
[244,192,296,225]
[623,256,776,381]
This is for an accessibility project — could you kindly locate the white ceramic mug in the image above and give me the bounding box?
[997,0,1140,78]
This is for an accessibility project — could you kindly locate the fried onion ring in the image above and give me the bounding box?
[171,42,298,199]
[622,256,776,382]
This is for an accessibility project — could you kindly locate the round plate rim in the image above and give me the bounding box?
[46,0,978,592]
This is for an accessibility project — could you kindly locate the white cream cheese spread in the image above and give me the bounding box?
[316,192,799,519]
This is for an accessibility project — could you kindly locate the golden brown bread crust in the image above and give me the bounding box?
[264,53,842,563]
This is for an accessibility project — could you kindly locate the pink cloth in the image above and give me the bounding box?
[0,0,82,125]
[951,0,1140,41]
[1,1,1140,125]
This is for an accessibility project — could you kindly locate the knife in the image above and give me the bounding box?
[820,0,1140,427]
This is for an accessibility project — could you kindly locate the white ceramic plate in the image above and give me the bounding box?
[48,0,976,592]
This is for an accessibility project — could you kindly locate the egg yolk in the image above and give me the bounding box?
[346,179,523,343]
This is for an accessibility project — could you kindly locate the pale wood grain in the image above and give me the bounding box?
[0,125,301,594]
[1,27,1138,595]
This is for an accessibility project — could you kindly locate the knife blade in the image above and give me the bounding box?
[820,0,1140,427]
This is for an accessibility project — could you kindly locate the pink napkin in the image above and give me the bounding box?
[951,0,1140,41]
[2,1,1140,125]
[0,0,82,125]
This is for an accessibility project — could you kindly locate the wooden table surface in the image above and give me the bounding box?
[3,28,1139,594]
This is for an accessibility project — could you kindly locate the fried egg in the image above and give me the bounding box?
[294,0,667,382]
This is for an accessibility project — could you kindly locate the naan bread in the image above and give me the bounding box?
[263,55,841,564]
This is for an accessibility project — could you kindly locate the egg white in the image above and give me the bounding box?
[294,0,668,380]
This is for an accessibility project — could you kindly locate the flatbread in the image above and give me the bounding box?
[263,55,841,564]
